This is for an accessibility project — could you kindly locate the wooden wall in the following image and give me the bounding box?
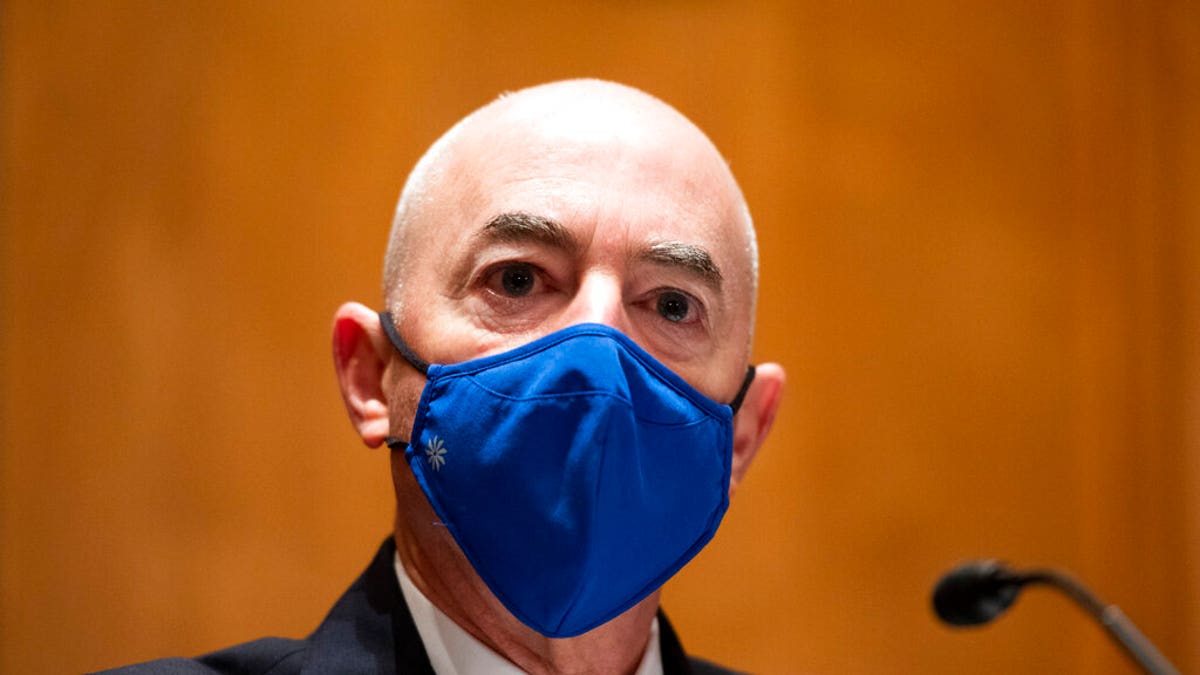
[3,2,1196,673]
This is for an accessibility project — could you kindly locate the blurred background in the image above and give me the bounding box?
[2,2,1197,673]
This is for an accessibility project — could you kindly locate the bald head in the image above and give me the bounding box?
[383,80,757,329]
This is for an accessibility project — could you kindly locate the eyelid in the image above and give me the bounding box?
[471,250,535,277]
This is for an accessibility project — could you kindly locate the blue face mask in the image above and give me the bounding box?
[379,312,755,638]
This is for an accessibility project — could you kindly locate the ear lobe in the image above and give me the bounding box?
[728,362,785,496]
[331,302,392,448]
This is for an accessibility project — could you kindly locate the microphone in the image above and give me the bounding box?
[932,560,1180,675]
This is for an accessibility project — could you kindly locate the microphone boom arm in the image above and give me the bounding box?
[1021,568,1179,675]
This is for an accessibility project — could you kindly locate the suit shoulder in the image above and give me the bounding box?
[689,655,750,675]
[198,637,306,674]
[92,637,306,675]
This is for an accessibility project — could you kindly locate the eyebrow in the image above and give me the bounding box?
[474,211,723,292]
[637,240,724,292]
[478,211,579,254]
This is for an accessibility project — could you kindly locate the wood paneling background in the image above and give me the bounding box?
[2,2,1196,673]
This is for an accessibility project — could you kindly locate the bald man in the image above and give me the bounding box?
[100,80,784,675]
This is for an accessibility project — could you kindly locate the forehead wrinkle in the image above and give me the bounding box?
[636,241,724,292]
[478,211,580,255]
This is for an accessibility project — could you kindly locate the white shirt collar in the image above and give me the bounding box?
[394,552,663,675]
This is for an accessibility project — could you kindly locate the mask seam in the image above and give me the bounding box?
[460,378,715,429]
[387,320,741,419]
[434,324,731,421]
[549,404,611,635]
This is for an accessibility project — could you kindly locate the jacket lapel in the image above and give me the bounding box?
[657,609,696,675]
[301,538,435,675]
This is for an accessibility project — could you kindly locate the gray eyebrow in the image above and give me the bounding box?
[478,212,579,254]
[476,214,722,291]
[637,241,724,291]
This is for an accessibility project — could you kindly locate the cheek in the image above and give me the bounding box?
[676,352,748,406]
[429,314,542,362]
[386,362,427,439]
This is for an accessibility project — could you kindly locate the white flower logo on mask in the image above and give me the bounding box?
[425,436,447,471]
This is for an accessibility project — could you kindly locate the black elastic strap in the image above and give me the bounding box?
[729,365,756,415]
[378,311,429,375]
[379,310,428,449]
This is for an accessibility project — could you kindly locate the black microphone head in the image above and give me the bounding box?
[932,559,1023,627]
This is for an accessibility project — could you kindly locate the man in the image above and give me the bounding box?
[103,79,784,675]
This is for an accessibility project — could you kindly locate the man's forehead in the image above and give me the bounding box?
[446,106,740,242]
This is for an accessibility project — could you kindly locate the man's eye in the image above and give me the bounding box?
[656,291,691,322]
[496,264,537,297]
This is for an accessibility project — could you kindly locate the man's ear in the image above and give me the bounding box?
[729,362,785,496]
[331,302,392,448]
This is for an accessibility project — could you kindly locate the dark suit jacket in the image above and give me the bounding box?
[95,538,744,675]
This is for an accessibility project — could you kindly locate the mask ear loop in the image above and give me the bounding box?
[728,365,757,415]
[378,311,430,449]
[378,311,429,374]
